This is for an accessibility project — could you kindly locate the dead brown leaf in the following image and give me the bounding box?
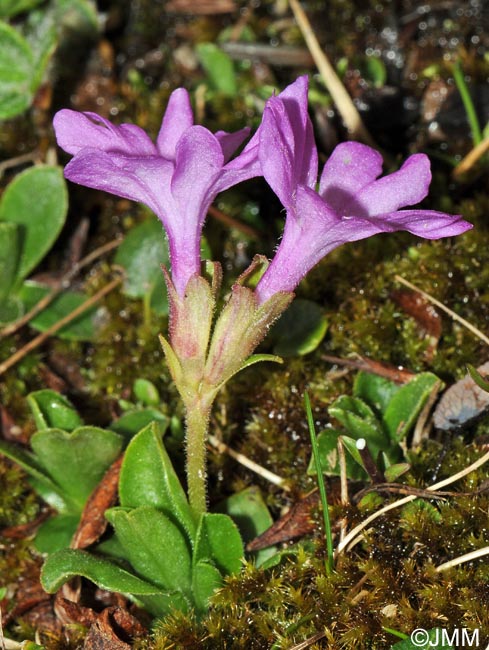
[71,455,123,549]
[83,607,146,650]
[246,490,319,551]
[391,288,442,360]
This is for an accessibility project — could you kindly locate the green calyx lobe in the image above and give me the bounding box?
[160,259,293,408]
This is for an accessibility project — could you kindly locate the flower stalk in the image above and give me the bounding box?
[185,394,213,517]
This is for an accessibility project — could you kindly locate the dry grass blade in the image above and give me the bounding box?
[0,152,38,179]
[0,238,122,340]
[288,0,378,148]
[335,448,489,557]
[0,273,123,376]
[452,136,489,179]
[208,433,290,490]
[436,545,489,572]
[287,630,327,650]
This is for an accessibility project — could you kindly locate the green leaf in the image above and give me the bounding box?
[105,506,192,594]
[0,294,23,324]
[27,389,83,432]
[0,0,45,18]
[193,513,243,576]
[329,395,389,453]
[217,486,274,567]
[114,218,170,315]
[25,7,57,89]
[195,43,237,95]
[136,590,190,618]
[383,372,442,442]
[270,299,328,356]
[0,21,34,119]
[238,353,283,372]
[0,222,21,302]
[192,560,222,615]
[353,371,400,414]
[18,281,97,340]
[110,408,168,443]
[383,462,410,482]
[30,427,123,510]
[118,423,196,540]
[41,547,166,595]
[340,435,369,473]
[55,0,99,34]
[0,167,67,282]
[467,363,489,392]
[365,56,386,88]
[133,378,160,406]
[306,430,367,480]
[34,513,80,553]
[0,438,67,508]
[42,545,189,618]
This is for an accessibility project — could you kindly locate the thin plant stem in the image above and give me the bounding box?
[304,391,334,574]
[452,60,483,146]
[185,399,213,517]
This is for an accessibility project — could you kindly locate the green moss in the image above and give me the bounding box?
[148,436,488,648]
[0,457,41,589]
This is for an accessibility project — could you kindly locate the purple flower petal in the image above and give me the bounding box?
[259,97,296,209]
[278,75,318,189]
[258,77,318,210]
[63,149,173,218]
[156,88,194,158]
[256,76,472,304]
[54,86,260,296]
[255,185,339,302]
[347,153,431,216]
[214,142,262,194]
[319,142,383,212]
[352,209,473,240]
[171,126,224,226]
[53,110,157,156]
[215,127,251,163]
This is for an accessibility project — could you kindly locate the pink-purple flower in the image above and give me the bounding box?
[254,76,472,304]
[53,89,260,296]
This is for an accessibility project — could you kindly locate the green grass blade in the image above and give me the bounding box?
[304,391,334,574]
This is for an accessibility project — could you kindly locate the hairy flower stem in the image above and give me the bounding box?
[185,396,213,518]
